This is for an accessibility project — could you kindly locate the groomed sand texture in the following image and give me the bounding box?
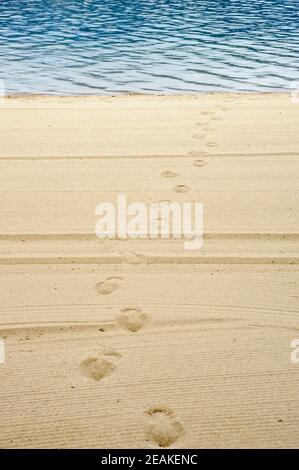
[0,93,299,448]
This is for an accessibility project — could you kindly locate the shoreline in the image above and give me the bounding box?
[3,90,293,99]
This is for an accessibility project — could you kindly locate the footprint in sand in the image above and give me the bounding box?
[206,142,218,148]
[193,133,207,140]
[161,171,179,178]
[94,276,123,295]
[145,407,184,447]
[173,184,189,194]
[193,159,207,167]
[80,351,121,381]
[116,307,147,332]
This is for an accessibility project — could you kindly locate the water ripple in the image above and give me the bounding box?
[0,0,298,94]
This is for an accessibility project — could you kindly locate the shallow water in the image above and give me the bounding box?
[0,0,298,94]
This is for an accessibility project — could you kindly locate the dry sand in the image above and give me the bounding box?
[0,93,298,448]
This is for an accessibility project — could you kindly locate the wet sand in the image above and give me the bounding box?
[0,93,299,448]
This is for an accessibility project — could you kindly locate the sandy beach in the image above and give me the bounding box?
[0,93,299,448]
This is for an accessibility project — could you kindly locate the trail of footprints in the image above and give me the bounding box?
[193,104,230,149]
[81,277,183,446]
[78,103,230,441]
[78,104,227,443]
[15,102,232,447]
[158,103,230,195]
[161,166,199,194]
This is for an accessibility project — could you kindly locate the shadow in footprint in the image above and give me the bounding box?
[173,184,189,194]
[116,307,147,332]
[145,407,184,447]
[80,351,121,381]
[94,276,123,295]
[161,171,179,178]
[206,142,218,148]
[193,159,207,167]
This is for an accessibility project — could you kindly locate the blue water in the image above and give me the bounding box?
[0,0,298,94]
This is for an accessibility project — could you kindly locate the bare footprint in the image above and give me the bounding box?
[145,407,184,447]
[80,351,121,381]
[193,159,207,167]
[94,276,123,295]
[173,184,189,193]
[161,171,179,178]
[193,133,207,140]
[116,307,147,332]
[206,142,218,148]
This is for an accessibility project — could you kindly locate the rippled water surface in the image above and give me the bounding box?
[0,0,298,94]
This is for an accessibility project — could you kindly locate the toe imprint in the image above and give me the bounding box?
[145,407,184,447]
